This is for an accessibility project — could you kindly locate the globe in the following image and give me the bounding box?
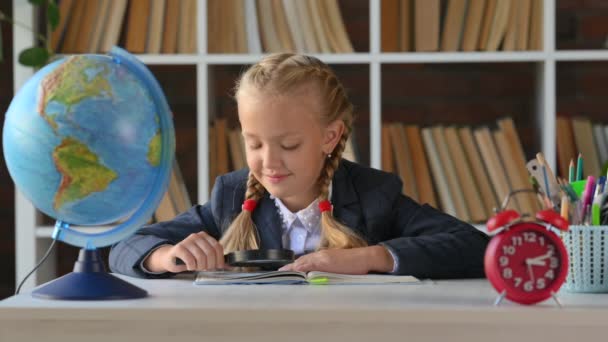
[3,47,175,299]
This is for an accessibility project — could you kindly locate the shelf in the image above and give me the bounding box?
[137,52,550,65]
[554,50,608,61]
[378,51,547,63]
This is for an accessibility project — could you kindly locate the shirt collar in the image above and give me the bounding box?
[270,182,332,233]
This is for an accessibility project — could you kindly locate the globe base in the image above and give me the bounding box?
[31,248,147,300]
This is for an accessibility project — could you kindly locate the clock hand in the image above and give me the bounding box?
[527,262,535,283]
[526,259,546,267]
[527,250,554,265]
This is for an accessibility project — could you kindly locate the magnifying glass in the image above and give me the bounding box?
[174,249,295,271]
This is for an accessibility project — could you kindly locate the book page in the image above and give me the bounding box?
[306,272,419,284]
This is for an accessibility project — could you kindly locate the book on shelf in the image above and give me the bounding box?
[458,126,498,218]
[433,126,471,221]
[474,126,516,211]
[161,0,180,53]
[155,158,192,222]
[422,127,457,217]
[414,0,440,51]
[444,126,485,222]
[146,0,167,54]
[194,270,420,285]
[388,123,418,201]
[571,117,602,178]
[100,0,128,53]
[405,125,438,208]
[461,0,486,51]
[125,0,151,54]
[440,0,467,51]
[50,0,74,52]
[557,116,608,179]
[382,0,400,52]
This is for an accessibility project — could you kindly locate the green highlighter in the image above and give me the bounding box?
[308,277,329,285]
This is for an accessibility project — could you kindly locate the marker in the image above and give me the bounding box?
[308,277,329,285]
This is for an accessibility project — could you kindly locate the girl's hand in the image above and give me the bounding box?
[144,231,225,273]
[278,246,394,274]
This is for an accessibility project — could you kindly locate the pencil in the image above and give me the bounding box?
[576,153,584,181]
[569,159,575,183]
[561,195,569,220]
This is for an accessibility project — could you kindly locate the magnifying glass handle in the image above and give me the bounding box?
[174,255,229,266]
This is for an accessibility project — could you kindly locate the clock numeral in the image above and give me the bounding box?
[499,256,509,267]
[545,269,555,279]
[550,257,559,269]
[514,277,522,287]
[502,246,515,255]
[524,281,534,292]
[502,268,513,279]
[511,236,523,246]
[547,244,555,252]
[523,232,536,243]
[536,278,546,290]
[539,236,545,246]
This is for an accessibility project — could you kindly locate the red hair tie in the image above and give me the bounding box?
[242,199,258,212]
[318,200,332,213]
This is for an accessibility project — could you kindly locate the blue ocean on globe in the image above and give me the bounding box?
[3,53,172,227]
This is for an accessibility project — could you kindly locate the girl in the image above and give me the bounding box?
[109,53,488,279]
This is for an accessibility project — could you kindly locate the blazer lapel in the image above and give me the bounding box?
[252,193,283,249]
[331,162,364,236]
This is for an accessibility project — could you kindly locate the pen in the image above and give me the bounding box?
[569,159,575,183]
[592,178,603,225]
[576,153,584,181]
[582,176,596,210]
[542,164,551,204]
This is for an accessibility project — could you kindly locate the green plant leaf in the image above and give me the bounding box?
[28,0,45,5]
[47,2,60,30]
[18,47,50,67]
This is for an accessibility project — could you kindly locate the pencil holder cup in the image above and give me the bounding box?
[561,225,608,293]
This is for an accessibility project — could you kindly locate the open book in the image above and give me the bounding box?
[194,270,419,285]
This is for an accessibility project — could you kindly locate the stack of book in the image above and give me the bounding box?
[382,117,539,223]
[51,0,196,54]
[382,0,543,52]
[556,116,608,180]
[208,0,353,53]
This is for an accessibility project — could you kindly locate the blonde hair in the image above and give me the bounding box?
[220,53,367,253]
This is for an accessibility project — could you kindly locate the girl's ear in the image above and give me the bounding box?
[322,119,345,154]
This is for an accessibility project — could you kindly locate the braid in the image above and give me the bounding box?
[220,172,265,253]
[245,171,265,201]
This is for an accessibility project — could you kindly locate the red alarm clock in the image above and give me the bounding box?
[484,190,569,306]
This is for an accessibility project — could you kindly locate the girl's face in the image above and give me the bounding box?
[237,87,343,212]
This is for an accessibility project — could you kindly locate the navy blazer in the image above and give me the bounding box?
[109,160,489,279]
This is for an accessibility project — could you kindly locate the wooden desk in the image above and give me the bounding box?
[1,275,608,341]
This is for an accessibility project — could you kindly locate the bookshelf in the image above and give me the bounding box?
[11,0,608,290]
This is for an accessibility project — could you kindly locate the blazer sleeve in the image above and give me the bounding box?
[108,176,226,278]
[379,176,490,279]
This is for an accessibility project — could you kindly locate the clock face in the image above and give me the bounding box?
[484,222,569,305]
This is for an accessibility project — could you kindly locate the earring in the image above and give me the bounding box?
[327,153,332,158]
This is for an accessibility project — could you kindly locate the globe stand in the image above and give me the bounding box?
[32,248,147,300]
